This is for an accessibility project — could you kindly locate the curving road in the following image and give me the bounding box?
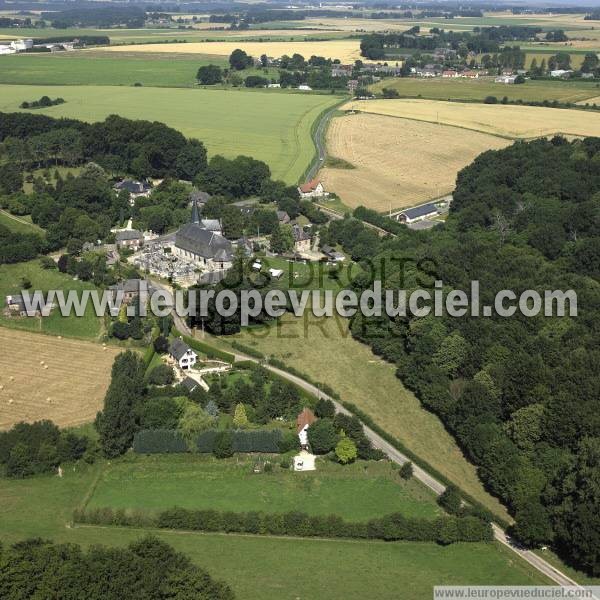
[161,282,580,589]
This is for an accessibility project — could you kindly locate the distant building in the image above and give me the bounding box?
[331,65,353,77]
[115,229,144,250]
[108,279,154,304]
[461,70,479,78]
[5,294,27,316]
[395,202,439,224]
[276,210,291,224]
[321,245,345,262]
[298,84,312,91]
[298,178,326,199]
[442,70,459,78]
[114,179,152,204]
[10,38,33,52]
[292,224,311,253]
[169,338,197,370]
[267,83,281,88]
[297,407,317,449]
[495,75,517,84]
[550,69,573,79]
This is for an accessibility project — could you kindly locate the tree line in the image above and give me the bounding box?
[328,137,599,575]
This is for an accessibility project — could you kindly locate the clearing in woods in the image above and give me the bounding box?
[0,328,119,431]
[0,84,339,183]
[319,112,510,211]
[342,98,600,139]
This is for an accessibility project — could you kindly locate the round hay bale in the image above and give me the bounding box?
[44,365,49,369]
[8,398,13,404]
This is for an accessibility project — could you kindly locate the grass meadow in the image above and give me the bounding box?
[214,313,511,522]
[0,259,103,339]
[86,454,442,521]
[0,52,228,87]
[0,84,339,183]
[0,209,44,235]
[0,459,551,599]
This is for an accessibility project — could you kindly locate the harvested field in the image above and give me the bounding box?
[99,39,368,62]
[343,98,600,138]
[0,328,119,430]
[320,112,510,211]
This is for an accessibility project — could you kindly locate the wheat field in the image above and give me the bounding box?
[342,98,600,138]
[0,328,119,430]
[99,39,369,62]
[320,112,510,211]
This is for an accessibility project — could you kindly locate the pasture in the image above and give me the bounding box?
[0,84,339,183]
[371,77,600,104]
[87,454,441,521]
[99,39,369,63]
[0,328,119,430]
[319,112,509,211]
[223,313,511,522]
[0,260,103,339]
[0,462,549,600]
[343,98,600,139]
[0,52,228,87]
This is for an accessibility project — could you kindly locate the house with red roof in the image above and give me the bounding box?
[297,178,327,199]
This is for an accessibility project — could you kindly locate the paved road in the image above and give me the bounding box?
[304,103,341,183]
[163,295,580,589]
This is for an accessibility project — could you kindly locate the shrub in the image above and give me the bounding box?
[315,398,335,418]
[438,485,463,515]
[307,419,338,454]
[146,364,175,385]
[335,436,357,464]
[213,431,233,459]
[399,462,413,480]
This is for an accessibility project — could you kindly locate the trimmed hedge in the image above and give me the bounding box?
[171,328,235,363]
[74,506,493,545]
[134,429,283,454]
[133,429,187,454]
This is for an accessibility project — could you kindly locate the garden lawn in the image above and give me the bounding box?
[0,461,551,599]
[223,312,511,522]
[86,453,442,521]
[0,84,339,183]
[0,259,103,339]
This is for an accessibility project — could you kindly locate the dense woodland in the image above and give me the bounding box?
[335,137,599,575]
[0,536,234,599]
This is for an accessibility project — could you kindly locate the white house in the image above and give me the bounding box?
[298,84,312,91]
[298,178,327,199]
[169,338,197,370]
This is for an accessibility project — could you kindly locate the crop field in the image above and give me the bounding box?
[100,39,370,63]
[0,52,228,87]
[319,113,509,211]
[371,77,600,104]
[0,84,339,183]
[0,328,119,431]
[222,313,510,522]
[87,454,441,521]
[343,98,600,139]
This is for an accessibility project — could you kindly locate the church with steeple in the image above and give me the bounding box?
[172,198,233,272]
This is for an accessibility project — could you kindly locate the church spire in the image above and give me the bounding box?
[191,198,200,224]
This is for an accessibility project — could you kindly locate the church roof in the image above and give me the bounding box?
[175,223,233,261]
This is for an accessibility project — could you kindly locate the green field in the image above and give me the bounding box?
[0,460,550,599]
[0,209,44,235]
[0,259,103,339]
[371,76,600,103]
[216,313,511,522]
[87,454,441,521]
[0,52,228,87]
[0,84,339,183]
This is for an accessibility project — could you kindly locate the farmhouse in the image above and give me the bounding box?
[298,178,327,199]
[442,70,459,78]
[169,338,197,370]
[173,199,233,271]
[321,245,345,262]
[292,224,311,253]
[395,202,439,224]
[550,69,573,79]
[461,70,479,79]
[113,179,152,203]
[108,279,154,304]
[297,407,317,449]
[115,229,144,250]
